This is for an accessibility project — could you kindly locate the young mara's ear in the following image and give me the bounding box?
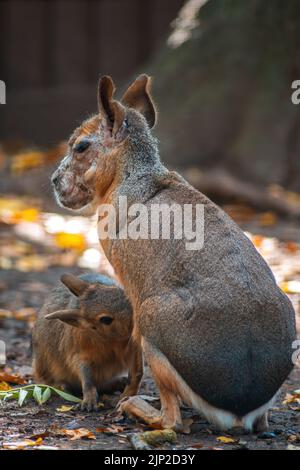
[98,75,126,136]
[45,309,82,327]
[60,274,89,297]
[121,74,156,128]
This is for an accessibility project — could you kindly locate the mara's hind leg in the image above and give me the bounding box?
[146,348,183,431]
[253,412,269,433]
[119,337,184,431]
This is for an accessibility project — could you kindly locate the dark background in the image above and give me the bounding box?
[0,0,184,144]
[1,0,300,201]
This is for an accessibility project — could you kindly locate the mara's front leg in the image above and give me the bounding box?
[78,363,99,411]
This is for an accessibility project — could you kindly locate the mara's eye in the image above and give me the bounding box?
[99,316,113,325]
[75,140,90,153]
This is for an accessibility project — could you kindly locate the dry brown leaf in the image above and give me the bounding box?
[59,428,96,440]
[0,371,26,385]
[96,424,125,434]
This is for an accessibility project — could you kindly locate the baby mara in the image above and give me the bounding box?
[32,272,138,410]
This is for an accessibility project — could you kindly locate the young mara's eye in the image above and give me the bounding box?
[75,140,90,153]
[99,316,113,325]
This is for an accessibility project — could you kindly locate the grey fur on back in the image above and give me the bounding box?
[102,114,296,417]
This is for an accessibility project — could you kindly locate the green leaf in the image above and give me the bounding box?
[53,388,81,403]
[33,385,43,405]
[3,392,14,401]
[41,387,51,404]
[18,389,28,406]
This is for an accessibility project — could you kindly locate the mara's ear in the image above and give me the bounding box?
[121,74,156,128]
[60,274,89,297]
[98,75,126,136]
[45,309,82,327]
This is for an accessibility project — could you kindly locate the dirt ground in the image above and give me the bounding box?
[0,201,299,451]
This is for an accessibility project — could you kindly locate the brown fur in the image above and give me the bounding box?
[32,273,142,410]
[52,75,296,430]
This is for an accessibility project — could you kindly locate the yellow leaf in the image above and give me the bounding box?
[280,281,300,294]
[54,232,86,252]
[217,436,238,444]
[0,197,40,224]
[2,438,43,450]
[0,381,11,391]
[11,151,45,174]
[14,208,39,223]
[56,405,74,412]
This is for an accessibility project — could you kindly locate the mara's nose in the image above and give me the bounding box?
[51,173,60,186]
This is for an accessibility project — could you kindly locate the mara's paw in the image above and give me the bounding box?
[77,391,99,412]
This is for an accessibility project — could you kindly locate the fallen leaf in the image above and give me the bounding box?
[96,424,124,434]
[0,197,40,224]
[283,392,300,405]
[0,381,11,391]
[56,405,74,412]
[2,437,43,450]
[217,436,239,444]
[0,371,26,385]
[54,232,86,252]
[280,281,300,294]
[287,434,300,442]
[30,431,50,440]
[58,428,96,440]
